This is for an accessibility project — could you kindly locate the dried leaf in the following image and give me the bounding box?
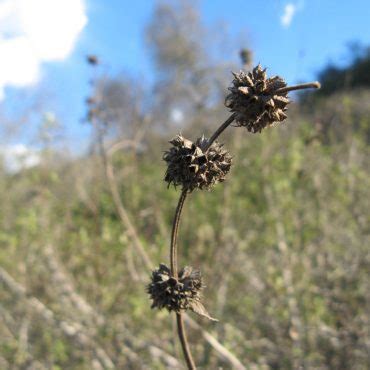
[190,301,218,322]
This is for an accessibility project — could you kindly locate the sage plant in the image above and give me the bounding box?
[148,64,320,369]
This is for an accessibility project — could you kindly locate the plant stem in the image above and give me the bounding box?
[205,113,236,150]
[169,114,239,369]
[170,190,187,278]
[170,189,195,369]
[177,313,196,370]
[275,81,321,94]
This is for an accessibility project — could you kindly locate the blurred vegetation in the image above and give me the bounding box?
[0,1,369,369]
[316,45,370,97]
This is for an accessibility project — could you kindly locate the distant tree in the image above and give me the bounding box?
[145,0,204,75]
[315,45,370,97]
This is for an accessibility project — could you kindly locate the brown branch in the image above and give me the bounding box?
[205,113,236,150]
[148,341,184,369]
[168,112,241,369]
[91,116,152,274]
[170,190,188,277]
[275,81,321,94]
[184,315,246,370]
[169,190,195,369]
[176,313,196,370]
[105,158,153,271]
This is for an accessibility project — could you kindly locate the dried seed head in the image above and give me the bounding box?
[86,96,98,122]
[239,48,253,67]
[225,64,290,133]
[163,135,232,192]
[147,264,217,321]
[87,55,99,66]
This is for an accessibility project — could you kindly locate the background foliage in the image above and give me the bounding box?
[0,1,369,369]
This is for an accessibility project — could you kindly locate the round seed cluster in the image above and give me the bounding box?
[225,64,290,133]
[163,135,232,192]
[147,264,216,320]
[148,264,202,312]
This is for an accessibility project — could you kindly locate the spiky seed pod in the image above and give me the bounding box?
[163,135,232,192]
[225,64,290,133]
[85,96,100,122]
[87,55,99,65]
[239,48,253,67]
[147,264,217,321]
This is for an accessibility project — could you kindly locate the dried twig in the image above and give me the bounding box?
[184,315,246,370]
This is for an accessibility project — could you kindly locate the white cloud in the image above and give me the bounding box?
[0,0,87,100]
[281,3,297,28]
[1,144,41,172]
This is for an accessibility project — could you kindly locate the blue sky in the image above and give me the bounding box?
[1,0,369,152]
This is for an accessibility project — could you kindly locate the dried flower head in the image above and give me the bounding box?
[85,96,98,122]
[148,264,217,321]
[225,64,290,133]
[163,135,232,192]
[239,48,253,67]
[87,55,99,66]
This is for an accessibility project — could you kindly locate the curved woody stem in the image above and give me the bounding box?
[176,313,196,370]
[170,190,188,278]
[275,81,321,94]
[169,189,196,369]
[169,112,242,369]
[205,113,236,150]
[169,114,238,369]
